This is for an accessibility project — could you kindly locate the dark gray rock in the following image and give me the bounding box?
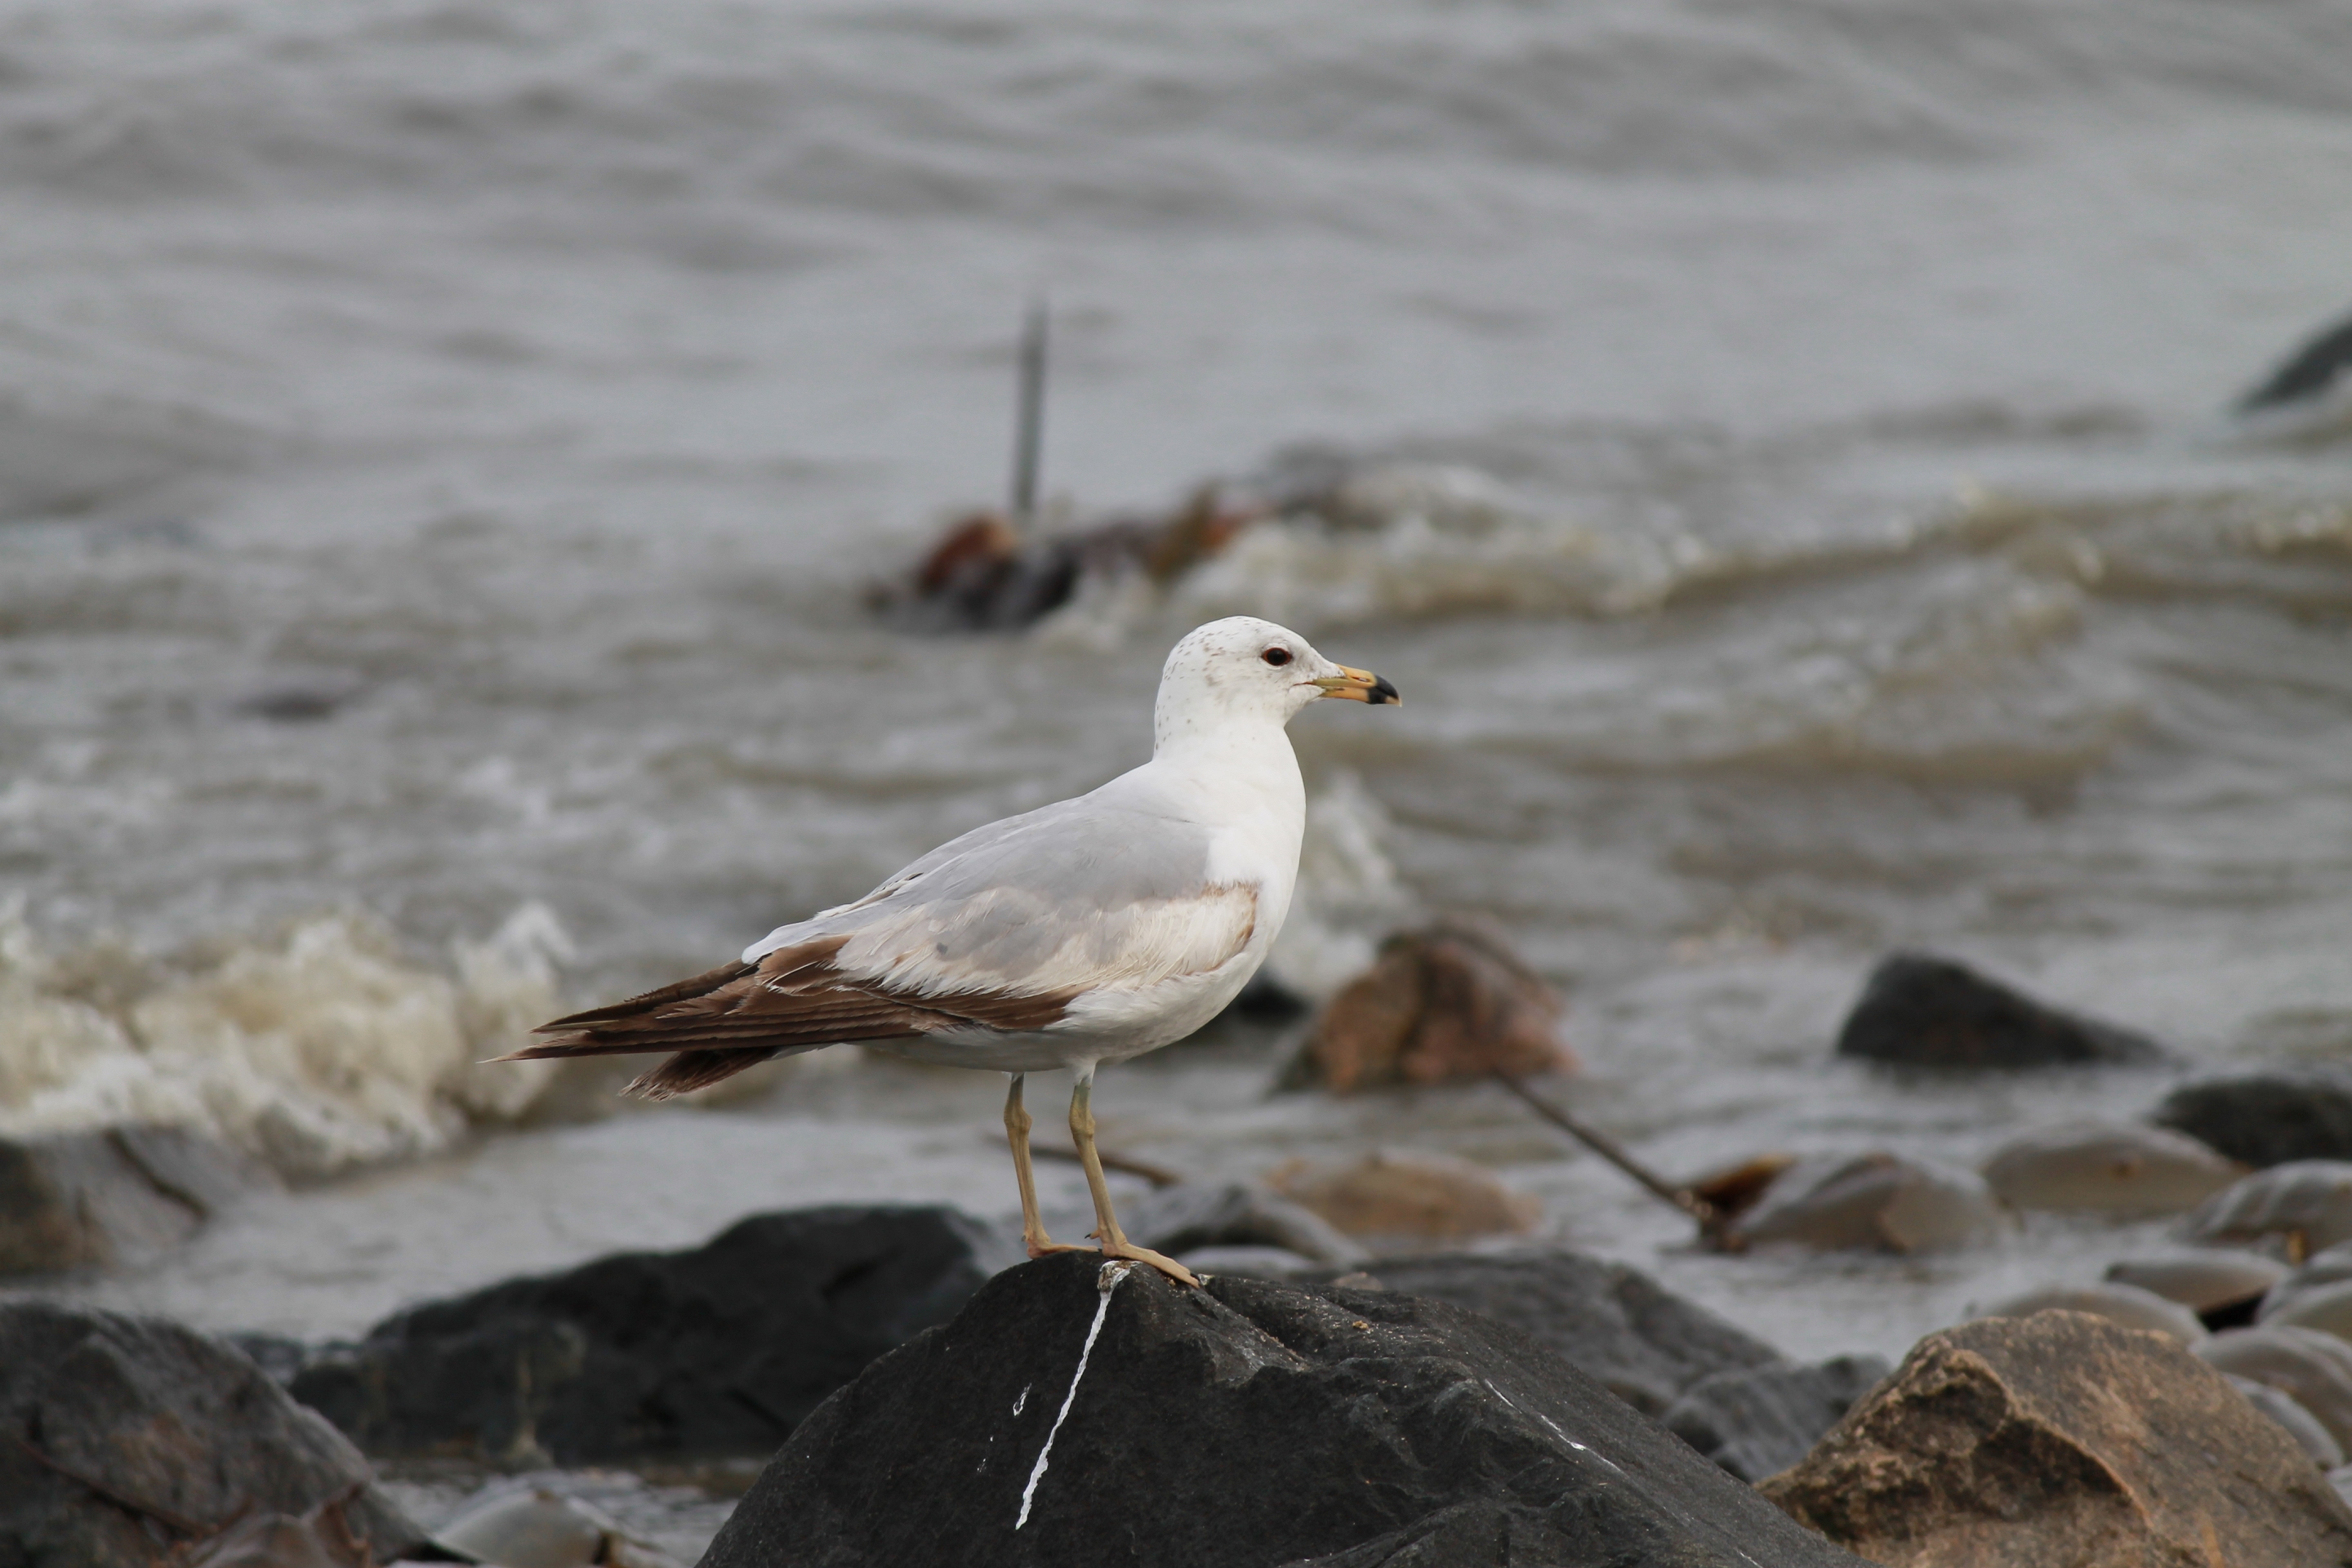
[1307,1250,1784,1414]
[2239,305,2352,412]
[1833,951,2165,1068]
[2154,1068,2352,1169]
[701,1252,1870,1568]
[0,1301,423,1568]
[1663,1354,1892,1481]
[0,1125,274,1276]
[292,1204,1016,1466]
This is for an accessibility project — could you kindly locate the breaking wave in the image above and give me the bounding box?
[0,903,583,1179]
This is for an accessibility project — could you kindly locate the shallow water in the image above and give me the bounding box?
[5,0,2352,1378]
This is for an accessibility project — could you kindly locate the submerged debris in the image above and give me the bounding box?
[867,485,1264,633]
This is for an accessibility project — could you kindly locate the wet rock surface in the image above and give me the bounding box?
[2104,1251,2286,1325]
[1285,919,1576,1093]
[1762,1311,2352,1567]
[1267,1152,1542,1245]
[2259,1240,2352,1321]
[2230,1375,2346,1468]
[1662,1354,1891,1483]
[1971,1283,2207,1343]
[1833,951,2165,1068]
[1304,1249,1784,1415]
[2185,1160,2352,1256]
[1978,1119,2240,1215]
[292,1204,1016,1466]
[0,1300,423,1568]
[2198,1325,2352,1451]
[0,1124,274,1275]
[702,1252,1869,1568]
[1732,1151,2007,1254]
[2154,1067,2352,1168]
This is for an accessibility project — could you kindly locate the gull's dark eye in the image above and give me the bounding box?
[1262,647,1293,666]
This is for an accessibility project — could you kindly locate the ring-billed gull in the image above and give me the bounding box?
[506,617,1396,1284]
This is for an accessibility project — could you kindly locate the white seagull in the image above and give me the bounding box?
[507,617,1399,1285]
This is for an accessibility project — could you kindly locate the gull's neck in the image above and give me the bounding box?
[1147,707,1304,825]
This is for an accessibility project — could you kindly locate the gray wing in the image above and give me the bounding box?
[750,790,1258,1000]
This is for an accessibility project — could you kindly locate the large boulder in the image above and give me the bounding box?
[292,1204,1015,1465]
[2154,1068,2352,1168]
[702,1252,1870,1568]
[0,1125,272,1275]
[1306,1250,1784,1414]
[1761,1311,2352,1567]
[0,1301,423,1568]
[1833,952,2165,1067]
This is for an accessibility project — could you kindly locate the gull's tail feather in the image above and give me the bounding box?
[533,959,757,1030]
[626,1047,786,1100]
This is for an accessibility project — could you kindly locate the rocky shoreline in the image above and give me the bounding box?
[14,954,2352,1564]
[11,1194,2352,1565]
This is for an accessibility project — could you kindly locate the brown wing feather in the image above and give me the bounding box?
[625,1049,782,1100]
[537,960,756,1029]
[500,935,1080,1093]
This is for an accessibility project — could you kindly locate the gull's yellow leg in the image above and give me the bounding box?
[1068,1068,1199,1286]
[1006,1072,1095,1260]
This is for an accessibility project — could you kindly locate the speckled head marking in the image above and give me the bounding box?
[1152,617,1396,756]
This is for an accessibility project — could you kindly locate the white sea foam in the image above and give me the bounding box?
[0,903,584,1179]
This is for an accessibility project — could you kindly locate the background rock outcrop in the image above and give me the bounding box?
[1833,952,2165,1067]
[292,1204,1015,1465]
[0,1301,422,1568]
[0,1125,271,1275]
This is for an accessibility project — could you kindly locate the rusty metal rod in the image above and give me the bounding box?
[1493,1071,1741,1250]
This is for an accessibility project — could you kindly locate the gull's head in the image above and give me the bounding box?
[1153,616,1398,752]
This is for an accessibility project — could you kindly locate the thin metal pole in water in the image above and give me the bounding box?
[1009,298,1048,528]
[1493,1070,1743,1250]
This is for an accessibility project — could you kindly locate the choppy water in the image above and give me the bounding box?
[6,0,2352,1371]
